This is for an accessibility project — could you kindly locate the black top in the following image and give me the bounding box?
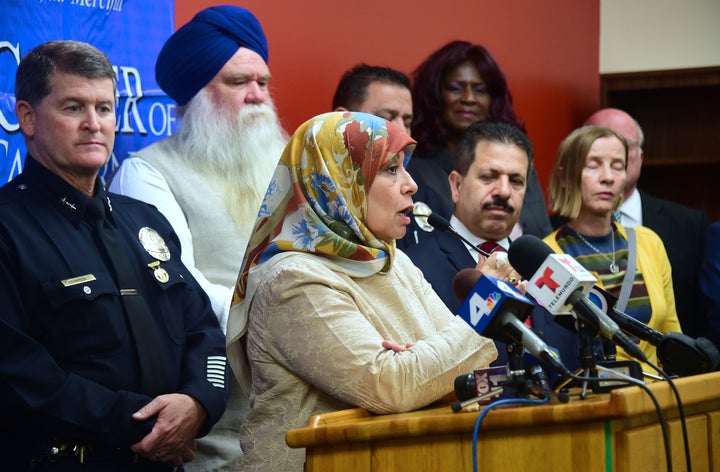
[0,156,228,449]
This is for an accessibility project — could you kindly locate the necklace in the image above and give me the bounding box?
[573,228,619,274]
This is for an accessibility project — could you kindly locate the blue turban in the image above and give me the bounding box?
[155,6,269,106]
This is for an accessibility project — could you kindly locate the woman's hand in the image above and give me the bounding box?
[382,340,416,352]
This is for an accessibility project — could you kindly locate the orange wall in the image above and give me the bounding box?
[175,1,600,196]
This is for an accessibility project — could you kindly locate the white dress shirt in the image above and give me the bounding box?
[617,190,643,227]
[449,215,510,263]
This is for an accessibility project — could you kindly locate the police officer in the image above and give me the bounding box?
[0,41,228,470]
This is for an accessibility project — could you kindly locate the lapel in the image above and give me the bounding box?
[435,230,476,273]
[639,190,667,232]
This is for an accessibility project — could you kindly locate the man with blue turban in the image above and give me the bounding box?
[110,5,288,470]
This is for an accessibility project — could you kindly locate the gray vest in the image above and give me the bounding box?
[136,139,252,290]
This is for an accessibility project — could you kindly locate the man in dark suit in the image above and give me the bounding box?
[700,221,720,347]
[639,191,709,336]
[404,122,580,371]
[585,108,709,338]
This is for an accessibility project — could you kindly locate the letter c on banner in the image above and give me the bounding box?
[0,41,21,133]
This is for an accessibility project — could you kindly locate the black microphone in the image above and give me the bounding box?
[426,213,492,257]
[452,268,572,377]
[453,359,569,406]
[453,368,506,404]
[589,287,665,346]
[590,287,720,376]
[657,334,720,377]
[507,234,649,364]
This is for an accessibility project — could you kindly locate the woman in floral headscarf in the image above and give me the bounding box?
[226,112,497,471]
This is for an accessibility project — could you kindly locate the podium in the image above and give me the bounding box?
[287,371,720,471]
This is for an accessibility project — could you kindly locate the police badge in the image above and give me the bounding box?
[138,227,171,261]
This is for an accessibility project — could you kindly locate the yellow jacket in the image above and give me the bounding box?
[544,224,681,371]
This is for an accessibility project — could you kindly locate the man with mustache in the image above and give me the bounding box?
[110,6,287,470]
[404,121,528,314]
[405,122,578,367]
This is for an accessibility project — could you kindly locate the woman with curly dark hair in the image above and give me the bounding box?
[407,40,552,240]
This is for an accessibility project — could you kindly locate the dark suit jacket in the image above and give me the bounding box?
[640,191,709,337]
[700,221,720,347]
[403,231,582,372]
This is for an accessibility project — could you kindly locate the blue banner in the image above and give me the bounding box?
[0,0,176,184]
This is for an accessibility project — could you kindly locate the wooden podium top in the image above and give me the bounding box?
[287,371,720,448]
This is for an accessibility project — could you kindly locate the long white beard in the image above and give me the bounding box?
[174,90,288,230]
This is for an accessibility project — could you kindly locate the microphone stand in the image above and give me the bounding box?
[576,322,598,400]
[504,341,569,403]
[554,321,598,399]
[502,342,528,399]
[555,321,643,399]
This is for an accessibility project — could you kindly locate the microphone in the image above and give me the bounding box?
[454,366,508,403]
[508,235,649,364]
[426,213,492,257]
[658,334,720,377]
[453,359,570,406]
[452,268,572,377]
[590,287,720,376]
[588,286,664,346]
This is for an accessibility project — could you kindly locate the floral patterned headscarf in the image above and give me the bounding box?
[231,111,415,312]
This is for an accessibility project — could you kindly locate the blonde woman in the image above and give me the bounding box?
[545,125,680,369]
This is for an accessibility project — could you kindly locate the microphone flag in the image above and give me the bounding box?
[457,274,533,344]
[525,254,597,314]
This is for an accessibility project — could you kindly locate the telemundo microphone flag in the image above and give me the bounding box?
[0,0,177,184]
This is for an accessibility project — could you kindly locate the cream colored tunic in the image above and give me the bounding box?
[238,250,497,470]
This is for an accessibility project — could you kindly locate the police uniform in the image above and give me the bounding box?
[0,157,229,470]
